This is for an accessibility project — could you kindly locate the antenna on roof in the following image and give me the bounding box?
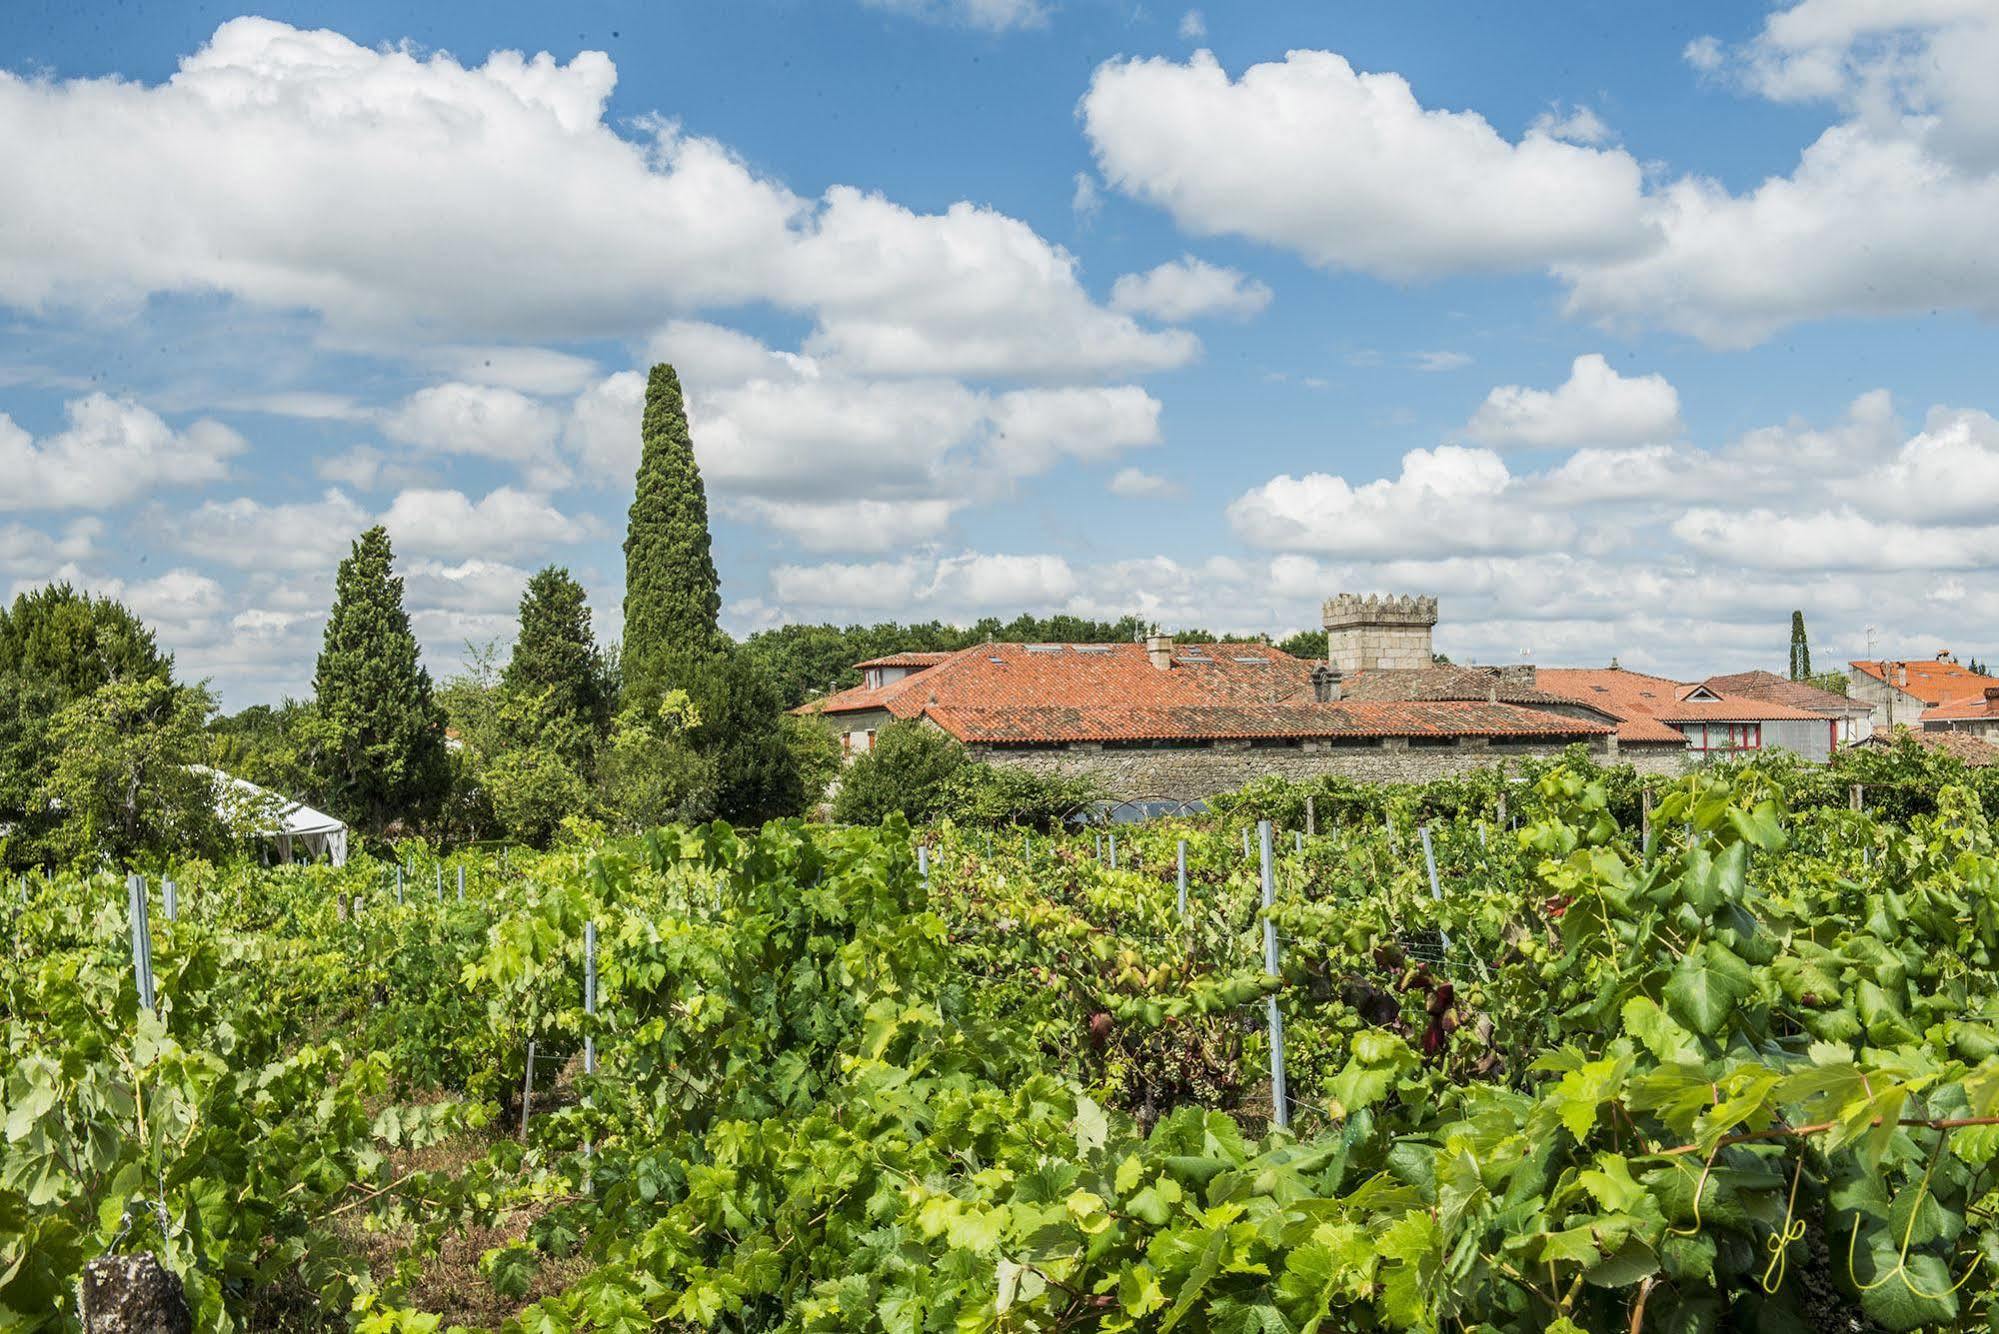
[1865,624,1877,658]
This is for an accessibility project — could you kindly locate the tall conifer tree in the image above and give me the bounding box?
[502,566,611,761]
[1789,610,1812,681]
[622,364,720,708]
[313,526,449,836]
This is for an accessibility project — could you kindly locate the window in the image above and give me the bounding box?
[1683,722,1760,752]
[864,667,882,689]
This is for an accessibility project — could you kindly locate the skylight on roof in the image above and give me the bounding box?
[1591,686,1609,693]
[1232,655,1271,664]
[1026,644,1061,654]
[1075,644,1112,654]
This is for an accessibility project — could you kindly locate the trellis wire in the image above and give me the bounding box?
[126,874,156,1012]
[1257,820,1288,1131]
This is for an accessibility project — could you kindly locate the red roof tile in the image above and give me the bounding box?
[1538,667,1820,746]
[1854,725,1999,767]
[1851,659,1999,707]
[852,650,957,670]
[1701,670,1874,716]
[800,642,1612,744]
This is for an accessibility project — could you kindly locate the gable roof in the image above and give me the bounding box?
[1921,689,1999,723]
[1538,667,1823,746]
[802,642,1616,745]
[1701,669,1875,717]
[1850,659,1999,707]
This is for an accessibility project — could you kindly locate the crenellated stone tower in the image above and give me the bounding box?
[1322,593,1438,673]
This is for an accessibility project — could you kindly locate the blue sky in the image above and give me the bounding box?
[5,0,1999,707]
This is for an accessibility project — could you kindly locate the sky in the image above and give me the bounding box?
[6,0,1999,709]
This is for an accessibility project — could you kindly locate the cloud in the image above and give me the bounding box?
[1414,350,1472,372]
[0,18,1183,380]
[0,394,245,510]
[722,498,960,553]
[1852,406,1999,522]
[382,382,563,468]
[1671,507,1999,571]
[1465,354,1682,449]
[0,518,101,575]
[787,188,1198,379]
[1111,256,1273,322]
[565,326,1164,551]
[179,489,372,571]
[1080,49,1651,279]
[1227,445,1572,556]
[1108,467,1181,498]
[859,0,1050,32]
[1532,104,1614,145]
[379,486,592,557]
[1178,9,1206,40]
[1071,172,1103,223]
[1559,125,1999,346]
[768,550,1079,617]
[421,345,599,395]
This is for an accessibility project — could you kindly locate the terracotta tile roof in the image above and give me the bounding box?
[1854,725,1999,767]
[1920,689,1999,723]
[1538,667,1821,746]
[799,642,1613,744]
[1701,670,1875,716]
[1850,659,1999,707]
[852,650,957,670]
[1339,664,1589,710]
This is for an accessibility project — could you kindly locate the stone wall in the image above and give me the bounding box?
[967,736,1686,799]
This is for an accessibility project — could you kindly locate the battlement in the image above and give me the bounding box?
[1321,593,1439,630]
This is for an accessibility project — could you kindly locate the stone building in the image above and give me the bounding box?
[799,594,1643,801]
[1850,656,1999,739]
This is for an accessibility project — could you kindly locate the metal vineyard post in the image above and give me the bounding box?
[1419,824,1450,956]
[126,874,155,1012]
[1258,820,1288,1131]
[1176,839,1188,920]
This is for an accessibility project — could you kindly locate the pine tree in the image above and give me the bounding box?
[313,526,449,837]
[622,364,721,710]
[502,566,612,756]
[1789,611,1812,681]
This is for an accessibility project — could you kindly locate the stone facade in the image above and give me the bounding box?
[1848,670,1929,731]
[967,735,1685,800]
[1322,593,1440,672]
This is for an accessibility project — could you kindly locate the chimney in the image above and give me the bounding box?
[1896,663,1909,689]
[1311,664,1343,702]
[1145,634,1174,670]
[1984,686,1999,703]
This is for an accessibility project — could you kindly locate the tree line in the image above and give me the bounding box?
[0,363,1327,868]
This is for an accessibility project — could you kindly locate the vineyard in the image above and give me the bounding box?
[11,758,1999,1331]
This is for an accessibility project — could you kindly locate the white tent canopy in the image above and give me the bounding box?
[199,767,349,866]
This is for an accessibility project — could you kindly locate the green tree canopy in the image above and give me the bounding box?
[312,526,450,838]
[502,566,612,765]
[622,364,721,711]
[38,677,223,867]
[0,582,172,702]
[831,720,967,826]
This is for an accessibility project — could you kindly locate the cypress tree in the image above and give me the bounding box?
[313,526,449,837]
[502,566,612,750]
[1789,610,1812,681]
[622,364,721,709]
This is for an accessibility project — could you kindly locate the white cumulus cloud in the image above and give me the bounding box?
[1465,354,1683,449]
[1111,256,1273,322]
[0,394,245,510]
